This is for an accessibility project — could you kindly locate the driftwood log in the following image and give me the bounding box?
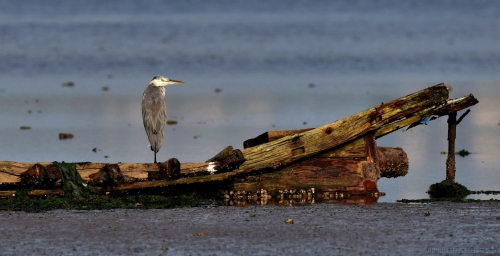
[0,83,478,198]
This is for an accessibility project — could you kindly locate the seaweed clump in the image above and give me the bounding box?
[0,192,208,212]
[456,149,470,157]
[427,180,470,198]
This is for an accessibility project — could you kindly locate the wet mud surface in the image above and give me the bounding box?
[1,202,499,255]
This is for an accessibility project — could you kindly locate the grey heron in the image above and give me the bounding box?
[142,76,184,163]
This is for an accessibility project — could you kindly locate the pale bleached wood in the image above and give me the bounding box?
[374,94,478,139]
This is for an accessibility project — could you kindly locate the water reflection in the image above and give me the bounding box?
[222,189,381,206]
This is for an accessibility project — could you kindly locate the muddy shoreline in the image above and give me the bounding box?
[1,202,498,255]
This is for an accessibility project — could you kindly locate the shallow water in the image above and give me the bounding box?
[0,0,499,202]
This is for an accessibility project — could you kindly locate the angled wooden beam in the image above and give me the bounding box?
[374,94,478,138]
[236,84,449,172]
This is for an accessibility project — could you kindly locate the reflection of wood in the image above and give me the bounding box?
[0,84,479,198]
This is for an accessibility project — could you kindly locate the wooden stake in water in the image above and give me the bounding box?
[446,112,457,181]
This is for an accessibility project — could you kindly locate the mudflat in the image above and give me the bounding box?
[0,202,498,255]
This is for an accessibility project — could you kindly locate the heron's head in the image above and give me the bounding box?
[149,76,184,87]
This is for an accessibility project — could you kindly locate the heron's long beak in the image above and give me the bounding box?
[166,79,184,85]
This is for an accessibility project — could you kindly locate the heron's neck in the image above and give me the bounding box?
[158,86,166,96]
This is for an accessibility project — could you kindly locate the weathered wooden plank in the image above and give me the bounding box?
[0,161,210,184]
[238,84,448,172]
[243,128,314,148]
[231,158,365,193]
[374,94,478,138]
[247,131,367,158]
[317,137,366,158]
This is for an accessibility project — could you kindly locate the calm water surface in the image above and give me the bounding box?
[0,0,499,202]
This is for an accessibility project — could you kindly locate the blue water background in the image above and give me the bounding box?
[0,0,499,202]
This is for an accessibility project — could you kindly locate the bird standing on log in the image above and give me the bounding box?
[142,76,184,163]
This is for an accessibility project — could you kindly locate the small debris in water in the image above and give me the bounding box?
[161,246,168,251]
[62,81,75,87]
[308,83,315,88]
[456,149,470,157]
[250,214,256,217]
[104,155,109,159]
[28,110,32,114]
[20,126,31,130]
[107,74,113,79]
[35,99,39,103]
[37,110,42,113]
[167,120,177,125]
[424,212,430,216]
[285,219,294,224]
[194,232,206,237]
[59,133,74,140]
[303,121,307,125]
[440,151,446,154]
[102,86,109,91]
[92,148,97,152]
[193,135,199,139]
[214,88,222,93]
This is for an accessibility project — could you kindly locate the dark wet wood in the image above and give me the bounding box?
[446,112,457,181]
[20,163,62,187]
[20,164,47,186]
[232,157,366,193]
[377,147,408,178]
[148,158,181,180]
[88,164,124,186]
[206,146,245,173]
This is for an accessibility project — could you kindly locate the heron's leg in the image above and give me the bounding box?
[154,151,157,163]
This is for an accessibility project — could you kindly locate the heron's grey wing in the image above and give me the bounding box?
[142,86,166,153]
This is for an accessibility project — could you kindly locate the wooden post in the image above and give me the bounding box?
[446,112,457,181]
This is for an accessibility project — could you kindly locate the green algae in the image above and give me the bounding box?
[427,180,470,198]
[456,149,471,157]
[0,192,211,212]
